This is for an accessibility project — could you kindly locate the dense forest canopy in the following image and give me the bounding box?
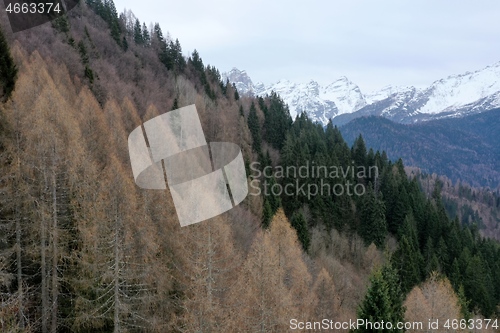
[0,1,498,332]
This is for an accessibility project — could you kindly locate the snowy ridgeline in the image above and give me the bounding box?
[223,62,500,126]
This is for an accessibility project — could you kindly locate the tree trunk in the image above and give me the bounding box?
[207,224,213,311]
[113,210,120,333]
[14,130,24,329]
[41,171,48,333]
[40,208,49,333]
[15,197,24,329]
[50,170,58,333]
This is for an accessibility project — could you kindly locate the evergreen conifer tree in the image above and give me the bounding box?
[133,19,143,44]
[290,211,310,252]
[247,102,262,154]
[262,198,272,229]
[354,263,405,333]
[360,185,387,247]
[0,26,17,101]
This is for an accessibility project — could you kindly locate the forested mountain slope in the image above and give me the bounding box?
[0,1,499,332]
[340,109,500,189]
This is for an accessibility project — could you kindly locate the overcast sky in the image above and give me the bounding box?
[113,0,500,92]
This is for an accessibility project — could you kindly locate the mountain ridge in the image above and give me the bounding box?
[223,62,500,126]
[339,108,500,189]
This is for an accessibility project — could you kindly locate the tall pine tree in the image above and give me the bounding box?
[0,26,17,101]
[247,102,262,154]
[354,263,405,333]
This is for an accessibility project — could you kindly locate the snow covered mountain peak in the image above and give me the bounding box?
[321,77,366,115]
[250,76,367,122]
[364,85,414,104]
[418,62,500,114]
[223,61,500,126]
[222,68,255,95]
